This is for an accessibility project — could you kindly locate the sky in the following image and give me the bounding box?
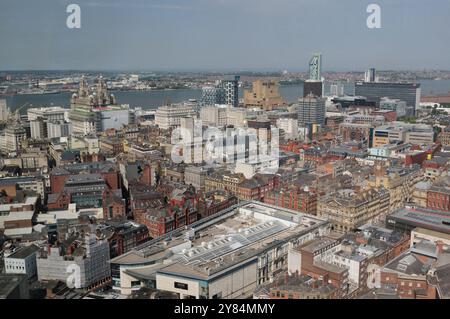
[1,0,450,71]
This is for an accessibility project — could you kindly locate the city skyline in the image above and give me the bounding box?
[1,0,450,71]
[2,0,450,304]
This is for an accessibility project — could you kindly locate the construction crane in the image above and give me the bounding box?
[6,102,30,123]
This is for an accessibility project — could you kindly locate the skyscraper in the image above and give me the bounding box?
[297,93,326,127]
[309,53,322,81]
[304,53,324,97]
[219,76,240,107]
[364,68,376,83]
[329,82,345,97]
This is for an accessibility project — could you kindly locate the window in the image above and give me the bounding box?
[174,282,189,290]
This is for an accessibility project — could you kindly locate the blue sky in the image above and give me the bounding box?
[1,0,449,71]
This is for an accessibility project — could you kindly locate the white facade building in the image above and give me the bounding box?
[277,118,299,140]
[4,245,40,279]
[200,105,227,126]
[155,103,197,130]
[226,107,247,127]
[0,99,9,122]
[27,106,67,122]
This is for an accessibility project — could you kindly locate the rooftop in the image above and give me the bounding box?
[6,244,39,259]
[389,206,450,234]
[0,274,27,298]
[124,201,328,279]
[383,249,435,277]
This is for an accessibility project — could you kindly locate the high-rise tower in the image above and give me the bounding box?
[309,53,322,81]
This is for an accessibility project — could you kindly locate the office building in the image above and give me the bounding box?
[364,68,376,83]
[47,120,71,139]
[0,99,9,122]
[379,97,407,118]
[330,82,345,96]
[184,166,214,191]
[244,80,284,110]
[0,194,39,238]
[309,53,322,81]
[355,82,421,115]
[30,119,46,139]
[226,107,248,127]
[99,107,135,131]
[372,122,434,147]
[155,103,197,130]
[439,127,450,147]
[37,233,111,289]
[303,53,324,98]
[427,177,450,212]
[339,123,372,143]
[386,206,450,234]
[27,106,67,122]
[200,105,227,127]
[1,124,27,152]
[330,96,375,109]
[4,245,40,279]
[276,118,299,140]
[28,107,70,139]
[218,76,240,107]
[303,80,323,98]
[298,94,326,126]
[318,188,390,233]
[200,86,226,106]
[0,176,45,200]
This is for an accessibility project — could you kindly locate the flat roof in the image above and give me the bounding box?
[388,207,450,234]
[412,227,450,241]
[301,238,337,254]
[132,201,329,279]
[7,244,39,259]
[109,251,155,265]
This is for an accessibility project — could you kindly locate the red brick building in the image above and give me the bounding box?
[197,191,238,219]
[102,220,150,258]
[380,250,438,299]
[371,109,397,122]
[427,187,450,212]
[264,186,318,215]
[140,205,198,239]
[237,174,279,201]
[50,162,121,194]
[294,239,349,298]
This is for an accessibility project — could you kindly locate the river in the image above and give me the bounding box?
[5,79,450,114]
